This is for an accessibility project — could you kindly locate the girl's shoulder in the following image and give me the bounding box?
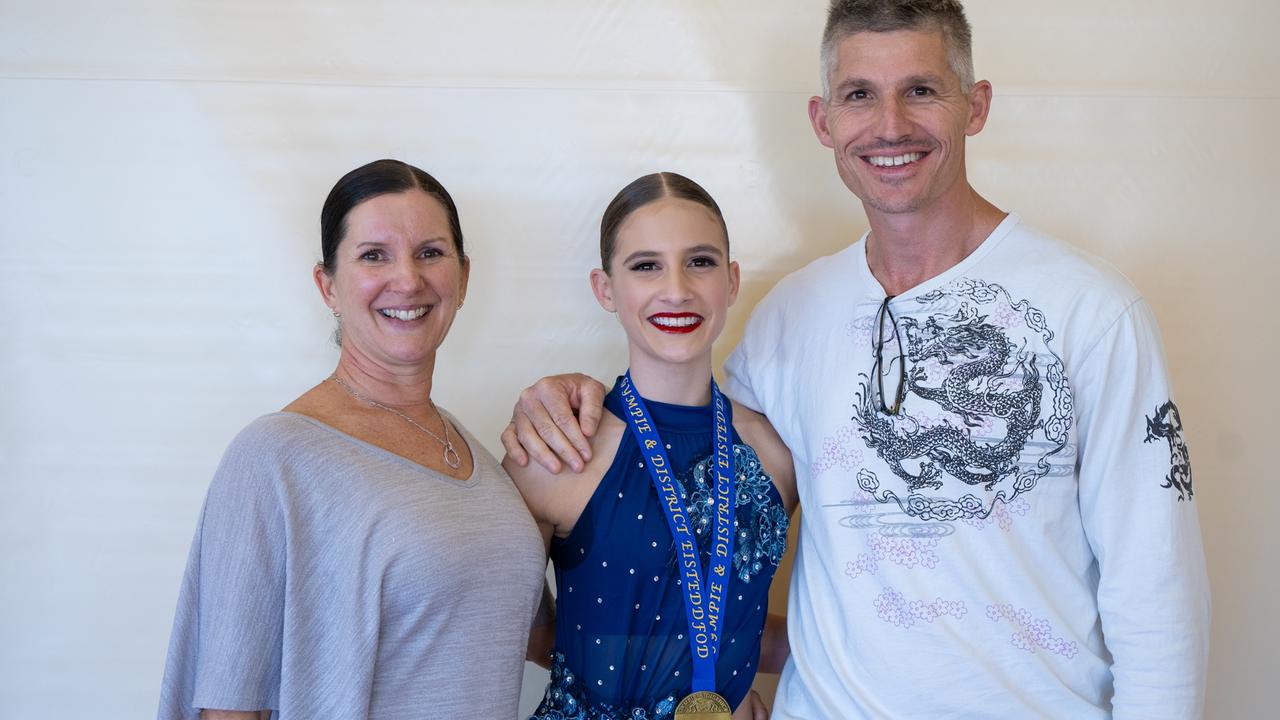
[503,412,628,534]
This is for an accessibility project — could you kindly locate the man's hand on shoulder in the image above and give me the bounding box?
[501,373,607,473]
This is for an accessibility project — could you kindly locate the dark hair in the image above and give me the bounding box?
[319,159,464,274]
[821,0,974,96]
[599,172,728,273]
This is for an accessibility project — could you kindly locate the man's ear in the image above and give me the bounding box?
[809,95,835,148]
[965,80,993,136]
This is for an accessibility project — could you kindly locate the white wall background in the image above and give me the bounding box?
[1,1,1275,717]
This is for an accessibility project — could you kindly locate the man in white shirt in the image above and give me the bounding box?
[505,1,1210,717]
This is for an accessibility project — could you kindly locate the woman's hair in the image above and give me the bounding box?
[599,172,728,273]
[319,159,465,274]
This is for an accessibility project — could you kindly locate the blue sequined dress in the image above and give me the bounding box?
[531,377,790,719]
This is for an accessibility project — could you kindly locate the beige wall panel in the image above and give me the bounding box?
[967,2,1279,98]
[6,2,1273,97]
[2,0,823,91]
[2,1,1275,718]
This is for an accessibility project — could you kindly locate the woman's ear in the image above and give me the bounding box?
[313,263,337,314]
[589,268,616,312]
[457,255,471,307]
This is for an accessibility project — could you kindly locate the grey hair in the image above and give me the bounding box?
[819,0,975,99]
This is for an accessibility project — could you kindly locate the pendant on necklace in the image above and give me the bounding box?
[443,443,462,469]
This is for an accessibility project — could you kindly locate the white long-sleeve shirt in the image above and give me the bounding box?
[725,214,1209,719]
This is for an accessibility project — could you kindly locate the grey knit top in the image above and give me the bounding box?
[157,412,546,719]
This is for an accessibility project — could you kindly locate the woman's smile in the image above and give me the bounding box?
[378,305,431,322]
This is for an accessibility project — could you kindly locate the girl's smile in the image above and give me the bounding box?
[648,312,704,334]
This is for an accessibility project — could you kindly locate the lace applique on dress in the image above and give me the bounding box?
[684,444,789,583]
[531,652,678,720]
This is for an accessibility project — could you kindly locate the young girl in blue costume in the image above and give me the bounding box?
[507,173,798,720]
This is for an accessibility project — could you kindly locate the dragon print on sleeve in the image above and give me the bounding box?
[1144,400,1194,501]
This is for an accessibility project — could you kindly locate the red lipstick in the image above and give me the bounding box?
[648,312,703,334]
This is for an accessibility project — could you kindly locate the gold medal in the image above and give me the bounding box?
[674,691,732,720]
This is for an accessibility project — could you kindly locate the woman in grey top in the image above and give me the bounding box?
[158,159,548,719]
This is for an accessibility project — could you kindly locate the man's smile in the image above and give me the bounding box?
[864,151,927,167]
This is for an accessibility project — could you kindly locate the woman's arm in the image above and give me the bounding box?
[159,422,289,720]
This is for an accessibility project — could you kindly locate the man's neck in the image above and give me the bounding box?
[864,187,1006,297]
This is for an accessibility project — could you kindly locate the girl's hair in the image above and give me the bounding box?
[599,172,727,272]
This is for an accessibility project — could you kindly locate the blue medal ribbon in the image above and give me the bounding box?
[619,371,736,694]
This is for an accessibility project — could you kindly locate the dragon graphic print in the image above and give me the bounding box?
[852,278,1073,521]
[1144,400,1194,501]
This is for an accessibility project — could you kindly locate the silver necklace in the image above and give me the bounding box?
[329,375,462,469]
